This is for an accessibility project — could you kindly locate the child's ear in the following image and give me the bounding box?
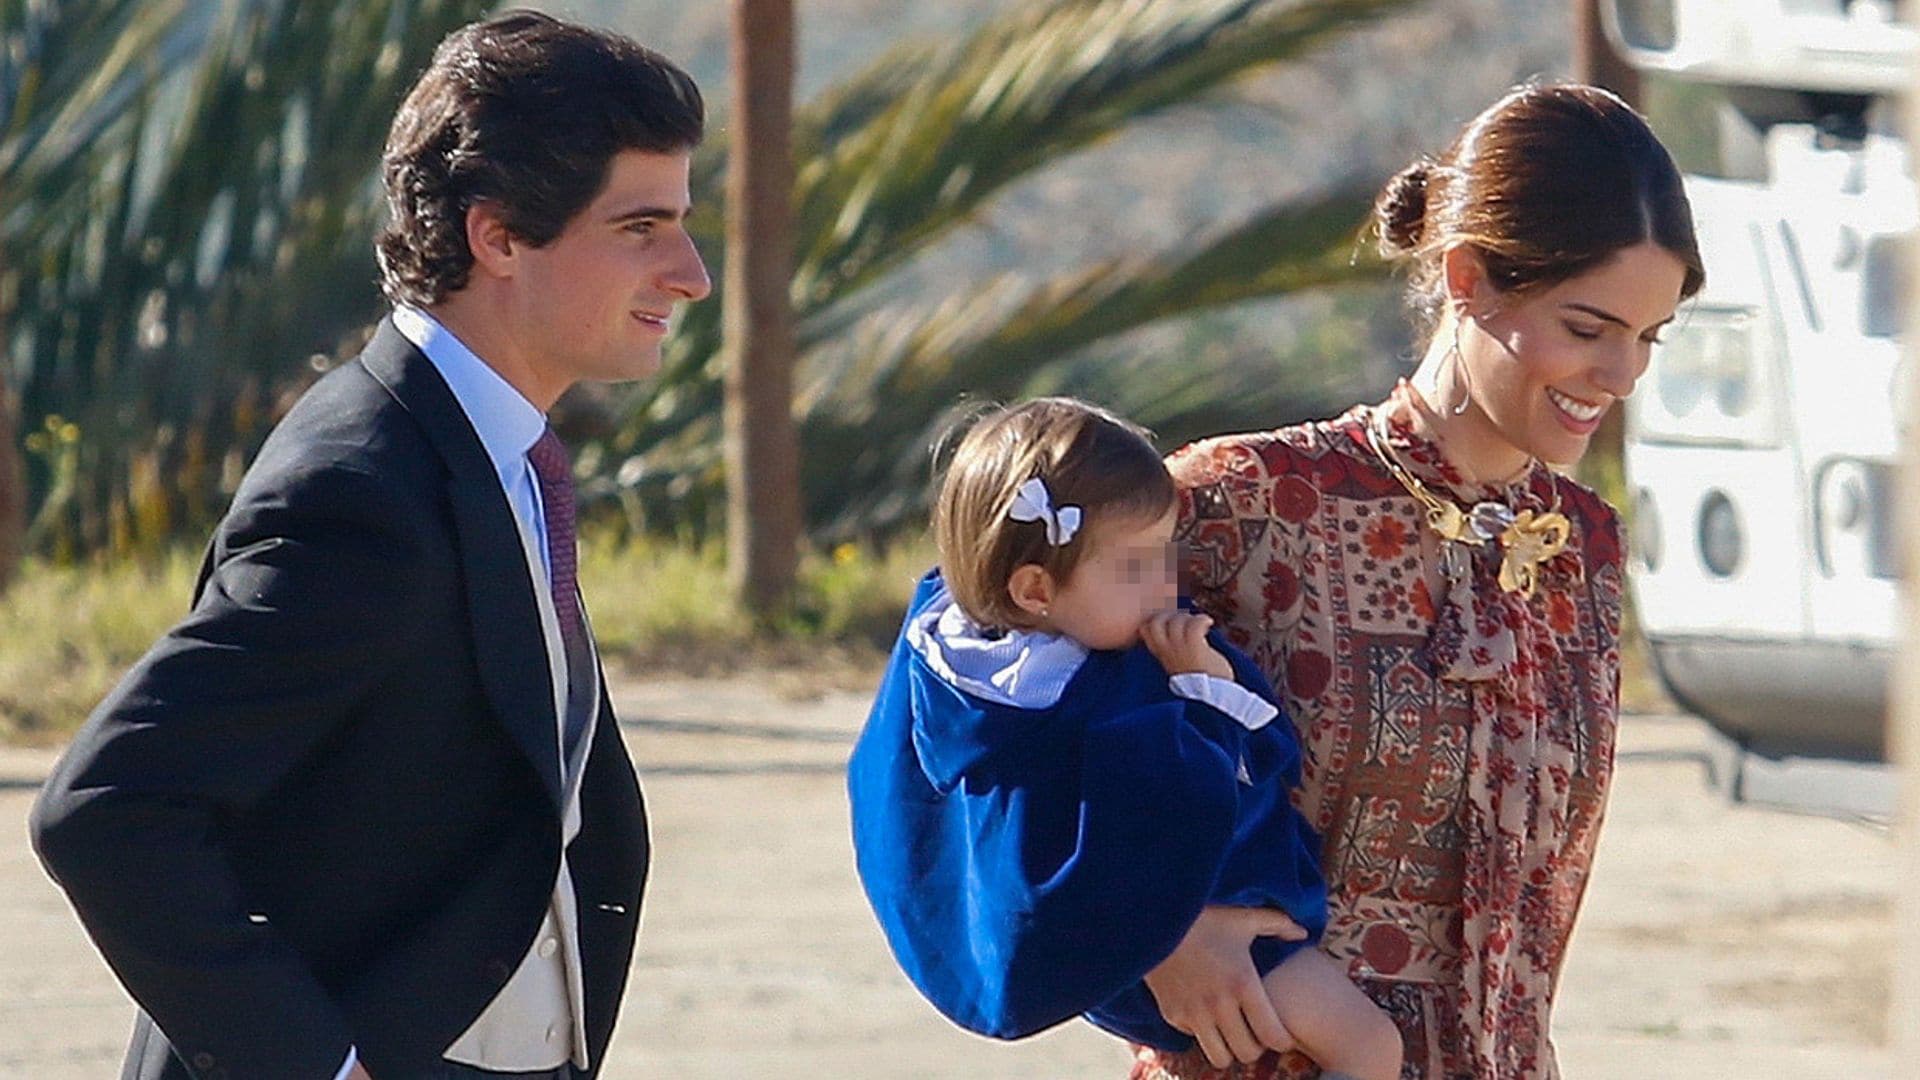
[1006,563,1055,620]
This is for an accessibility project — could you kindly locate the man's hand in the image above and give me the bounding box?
[1141,611,1235,681]
[1143,905,1308,1068]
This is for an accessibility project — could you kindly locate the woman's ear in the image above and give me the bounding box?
[1441,244,1495,316]
[1006,563,1056,620]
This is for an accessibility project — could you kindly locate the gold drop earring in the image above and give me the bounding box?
[1448,311,1472,416]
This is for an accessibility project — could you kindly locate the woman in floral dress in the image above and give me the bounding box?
[1129,83,1705,1079]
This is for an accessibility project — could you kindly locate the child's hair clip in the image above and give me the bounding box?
[1007,477,1082,546]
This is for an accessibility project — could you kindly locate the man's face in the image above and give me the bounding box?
[510,148,710,396]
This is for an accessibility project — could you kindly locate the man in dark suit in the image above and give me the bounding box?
[29,12,710,1079]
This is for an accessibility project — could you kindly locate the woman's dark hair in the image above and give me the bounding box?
[376,10,705,306]
[1375,82,1705,331]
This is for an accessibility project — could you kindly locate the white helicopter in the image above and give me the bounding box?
[1604,0,1913,806]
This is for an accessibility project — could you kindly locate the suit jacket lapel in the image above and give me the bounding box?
[359,318,565,811]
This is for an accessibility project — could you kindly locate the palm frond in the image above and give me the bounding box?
[606,183,1386,538]
[3,0,494,554]
[798,185,1382,535]
[611,0,1421,480]
[788,0,1417,304]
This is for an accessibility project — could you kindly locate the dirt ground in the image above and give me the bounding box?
[0,675,1892,1078]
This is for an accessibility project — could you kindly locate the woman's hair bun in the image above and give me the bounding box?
[1375,159,1432,257]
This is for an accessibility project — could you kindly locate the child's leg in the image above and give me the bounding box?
[1259,947,1402,1080]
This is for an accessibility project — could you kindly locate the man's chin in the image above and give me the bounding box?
[587,354,663,385]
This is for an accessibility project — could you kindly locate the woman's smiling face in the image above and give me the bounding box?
[1456,240,1690,468]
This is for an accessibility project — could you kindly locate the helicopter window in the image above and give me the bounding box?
[1862,234,1908,339]
[1609,0,1676,51]
[1633,307,1781,447]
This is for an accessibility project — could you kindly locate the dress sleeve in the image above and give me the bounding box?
[1167,673,1278,730]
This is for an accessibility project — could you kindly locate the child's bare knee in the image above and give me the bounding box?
[1367,1006,1403,1058]
[1355,1006,1404,1078]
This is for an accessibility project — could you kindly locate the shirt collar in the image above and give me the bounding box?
[904,579,1088,710]
[392,306,547,477]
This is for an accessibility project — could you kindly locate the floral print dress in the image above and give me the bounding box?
[1130,383,1625,1080]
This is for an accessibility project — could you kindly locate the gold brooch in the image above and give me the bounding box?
[1495,509,1571,598]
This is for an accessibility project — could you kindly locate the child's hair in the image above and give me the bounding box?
[933,397,1175,631]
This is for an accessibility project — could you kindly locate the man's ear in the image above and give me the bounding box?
[1006,563,1056,620]
[464,201,518,281]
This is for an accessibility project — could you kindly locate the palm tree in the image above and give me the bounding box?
[0,0,492,572]
[0,0,196,582]
[2,0,1424,574]
[599,0,1425,542]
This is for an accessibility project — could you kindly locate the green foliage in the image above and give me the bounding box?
[4,0,1420,558]
[580,531,932,664]
[602,0,1422,540]
[0,530,930,741]
[1,0,493,558]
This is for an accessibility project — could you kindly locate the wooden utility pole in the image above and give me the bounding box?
[1574,0,1643,496]
[723,0,801,614]
[1573,0,1642,106]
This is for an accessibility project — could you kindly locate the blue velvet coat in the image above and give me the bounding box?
[847,572,1326,1050]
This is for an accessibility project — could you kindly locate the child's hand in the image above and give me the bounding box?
[1141,611,1235,680]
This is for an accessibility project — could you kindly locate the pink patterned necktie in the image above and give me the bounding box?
[526,428,584,649]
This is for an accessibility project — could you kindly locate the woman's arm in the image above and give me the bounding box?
[1159,434,1320,1068]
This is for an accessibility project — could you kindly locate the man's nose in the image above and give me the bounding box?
[664,231,711,302]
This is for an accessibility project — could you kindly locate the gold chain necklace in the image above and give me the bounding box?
[1364,406,1571,598]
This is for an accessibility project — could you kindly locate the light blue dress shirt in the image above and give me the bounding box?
[392,305,552,578]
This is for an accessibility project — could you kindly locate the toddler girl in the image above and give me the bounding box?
[847,398,1400,1079]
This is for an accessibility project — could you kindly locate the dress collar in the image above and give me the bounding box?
[1361,379,1557,512]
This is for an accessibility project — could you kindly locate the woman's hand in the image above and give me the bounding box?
[1143,905,1308,1068]
[1141,612,1234,680]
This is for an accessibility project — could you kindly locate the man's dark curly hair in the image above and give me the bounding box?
[376,10,704,307]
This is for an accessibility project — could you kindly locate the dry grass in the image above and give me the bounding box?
[0,551,202,745]
[579,534,931,688]
[0,528,1675,745]
[0,535,935,744]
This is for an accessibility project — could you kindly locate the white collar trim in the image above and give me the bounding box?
[906,582,1088,710]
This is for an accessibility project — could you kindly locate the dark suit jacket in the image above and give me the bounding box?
[30,320,648,1080]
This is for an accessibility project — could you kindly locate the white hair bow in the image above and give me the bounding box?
[1007,477,1082,546]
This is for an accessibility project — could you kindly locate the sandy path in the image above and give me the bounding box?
[0,678,1890,1078]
